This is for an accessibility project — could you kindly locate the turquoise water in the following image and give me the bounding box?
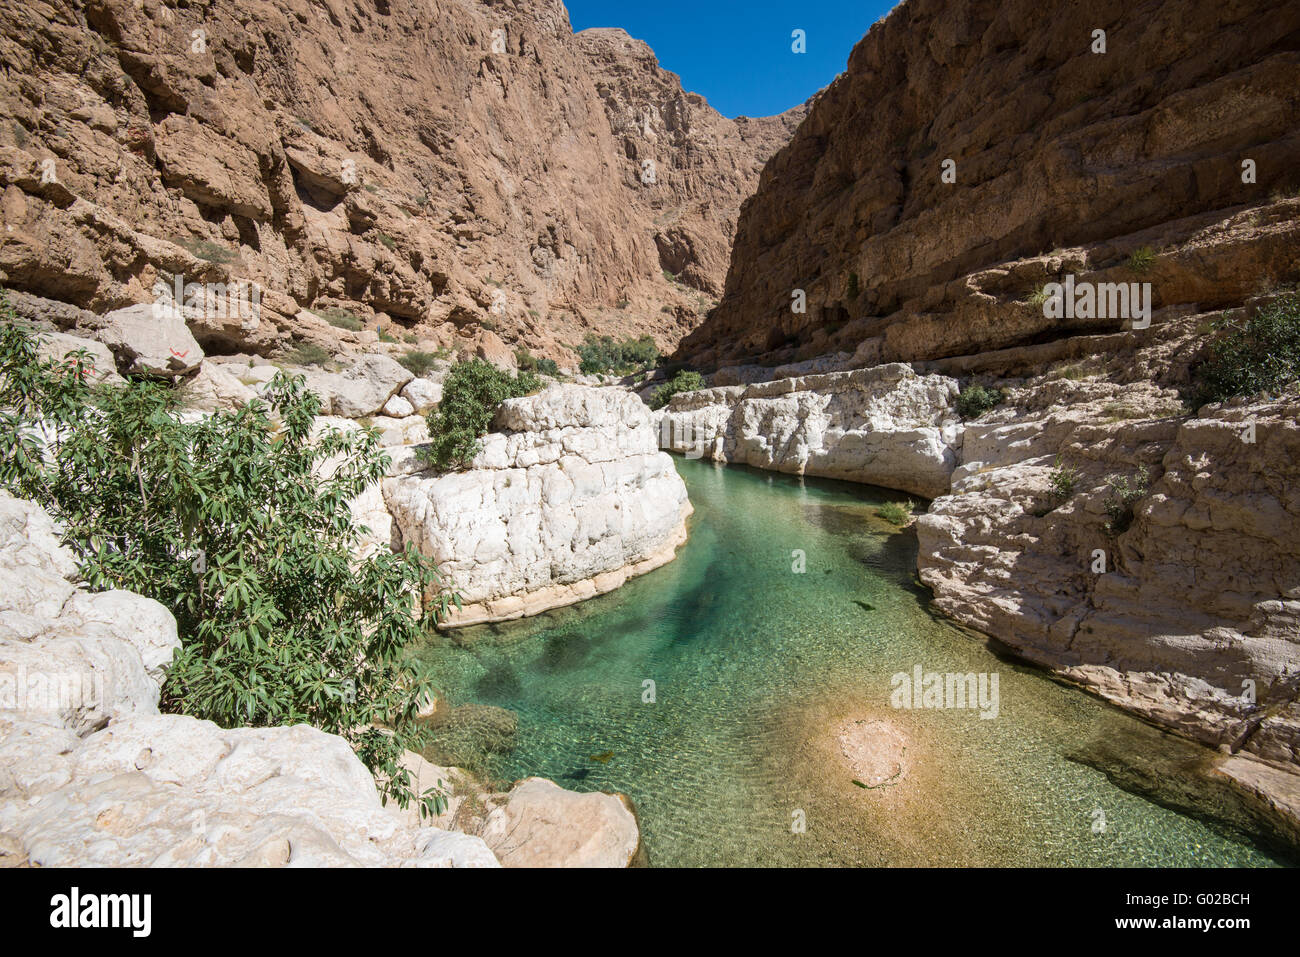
[417,458,1287,867]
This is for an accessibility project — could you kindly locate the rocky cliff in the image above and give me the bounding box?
[679,0,1300,368]
[0,0,802,367]
[658,0,1300,802]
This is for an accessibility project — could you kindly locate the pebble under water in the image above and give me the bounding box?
[416,458,1289,867]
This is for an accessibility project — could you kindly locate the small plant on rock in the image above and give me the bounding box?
[1126,246,1156,273]
[875,500,916,526]
[1103,465,1150,535]
[955,384,1006,420]
[1047,457,1079,501]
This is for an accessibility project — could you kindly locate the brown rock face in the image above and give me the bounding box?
[0,0,800,364]
[679,0,1300,368]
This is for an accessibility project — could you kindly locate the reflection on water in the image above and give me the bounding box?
[415,459,1288,867]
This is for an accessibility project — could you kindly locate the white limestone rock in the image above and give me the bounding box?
[384,384,692,626]
[302,353,413,418]
[383,394,415,419]
[400,376,443,414]
[655,363,961,498]
[80,302,204,376]
[177,361,258,412]
[34,331,124,385]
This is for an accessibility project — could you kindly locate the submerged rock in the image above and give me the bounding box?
[421,703,519,769]
[836,718,911,790]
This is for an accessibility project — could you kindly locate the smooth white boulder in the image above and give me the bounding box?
[384,384,692,626]
[654,363,961,499]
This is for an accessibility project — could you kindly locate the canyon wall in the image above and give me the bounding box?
[679,0,1300,368]
[666,0,1300,792]
[0,0,803,366]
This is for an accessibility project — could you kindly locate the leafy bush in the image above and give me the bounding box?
[174,236,240,265]
[284,342,332,366]
[1191,295,1300,405]
[0,308,457,813]
[515,348,560,378]
[649,369,704,410]
[1103,465,1149,534]
[875,500,915,526]
[574,334,659,375]
[955,384,1006,420]
[421,359,540,470]
[398,349,448,378]
[1047,457,1078,501]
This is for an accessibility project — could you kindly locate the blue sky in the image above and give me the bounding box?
[566,0,900,117]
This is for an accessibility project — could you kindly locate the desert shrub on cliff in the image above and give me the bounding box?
[398,349,448,377]
[1047,457,1079,501]
[284,341,332,366]
[1192,295,1300,405]
[515,347,560,378]
[1103,465,1150,535]
[955,384,1006,420]
[649,369,704,410]
[575,333,659,375]
[421,359,540,470]
[0,307,458,814]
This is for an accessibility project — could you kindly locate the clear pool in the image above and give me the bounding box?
[416,458,1287,867]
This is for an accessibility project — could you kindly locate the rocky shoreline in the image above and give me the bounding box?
[0,489,642,868]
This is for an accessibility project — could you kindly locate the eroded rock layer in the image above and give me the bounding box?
[654,363,960,498]
[384,383,692,626]
[680,0,1300,368]
[0,0,803,365]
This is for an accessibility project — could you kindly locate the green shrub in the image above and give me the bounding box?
[421,359,541,470]
[1047,457,1078,501]
[515,348,559,378]
[1103,465,1149,534]
[0,307,457,814]
[1126,246,1156,273]
[317,307,364,332]
[574,334,659,375]
[398,349,447,378]
[1191,295,1300,405]
[955,384,1006,420]
[875,500,915,526]
[174,236,239,265]
[649,369,704,410]
[375,232,397,251]
[846,271,860,300]
[285,342,332,366]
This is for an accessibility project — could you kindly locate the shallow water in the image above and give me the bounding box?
[416,458,1287,866]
